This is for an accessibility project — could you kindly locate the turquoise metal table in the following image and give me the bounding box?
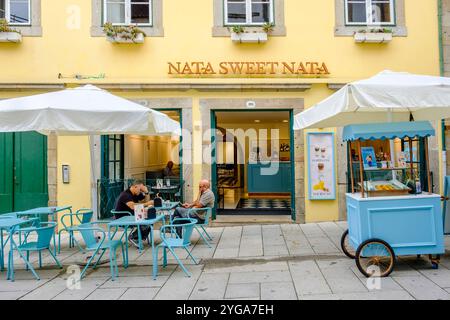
[0,217,39,279]
[107,214,165,275]
[155,201,180,223]
[17,206,72,255]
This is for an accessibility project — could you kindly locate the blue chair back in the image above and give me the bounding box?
[78,223,99,248]
[181,218,197,246]
[36,222,57,249]
[76,209,94,224]
[203,208,212,225]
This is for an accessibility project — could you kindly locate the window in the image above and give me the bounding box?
[345,0,395,25]
[104,0,152,26]
[103,135,124,180]
[224,0,273,25]
[0,0,30,25]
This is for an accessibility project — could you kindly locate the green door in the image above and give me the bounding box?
[0,133,14,213]
[0,132,48,214]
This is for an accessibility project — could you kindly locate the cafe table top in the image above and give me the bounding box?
[108,214,165,227]
[17,206,72,216]
[0,217,39,230]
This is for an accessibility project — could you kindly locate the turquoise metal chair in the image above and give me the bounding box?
[1,213,40,272]
[78,222,126,280]
[7,222,62,281]
[153,217,198,279]
[188,207,213,248]
[58,208,94,254]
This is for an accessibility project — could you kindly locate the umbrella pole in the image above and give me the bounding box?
[89,135,98,220]
[387,109,397,180]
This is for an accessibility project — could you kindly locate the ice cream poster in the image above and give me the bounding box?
[307,132,336,200]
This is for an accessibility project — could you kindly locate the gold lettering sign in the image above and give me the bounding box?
[168,61,330,76]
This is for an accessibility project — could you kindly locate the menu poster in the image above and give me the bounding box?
[134,204,146,221]
[307,132,336,200]
[361,147,377,169]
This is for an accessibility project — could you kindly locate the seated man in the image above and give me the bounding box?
[115,180,154,247]
[172,179,215,236]
[163,160,175,177]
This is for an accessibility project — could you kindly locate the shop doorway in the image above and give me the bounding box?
[99,110,182,219]
[211,110,295,218]
[0,132,48,214]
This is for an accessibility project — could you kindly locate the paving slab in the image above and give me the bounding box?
[225,283,260,299]
[203,261,288,274]
[119,287,160,300]
[0,291,29,300]
[19,277,67,300]
[301,290,414,300]
[228,270,292,284]
[85,288,127,300]
[289,260,331,296]
[154,265,203,300]
[260,281,297,300]
[52,277,109,300]
[418,268,450,288]
[101,275,169,289]
[393,276,450,300]
[189,272,229,300]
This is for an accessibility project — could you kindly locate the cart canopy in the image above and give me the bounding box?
[342,121,435,141]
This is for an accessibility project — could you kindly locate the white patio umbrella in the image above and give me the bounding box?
[0,85,181,217]
[0,84,180,135]
[293,70,450,130]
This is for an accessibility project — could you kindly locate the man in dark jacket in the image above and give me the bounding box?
[115,180,154,247]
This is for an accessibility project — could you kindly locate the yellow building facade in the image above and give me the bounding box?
[0,0,442,223]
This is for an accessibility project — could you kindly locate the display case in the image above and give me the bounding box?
[344,121,434,198]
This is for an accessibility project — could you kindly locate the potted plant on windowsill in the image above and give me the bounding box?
[354,28,393,43]
[230,24,269,43]
[0,19,22,43]
[103,22,146,44]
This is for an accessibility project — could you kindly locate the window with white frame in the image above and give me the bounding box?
[0,0,30,25]
[345,0,395,25]
[224,0,273,25]
[104,0,152,25]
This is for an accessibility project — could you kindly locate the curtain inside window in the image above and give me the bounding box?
[347,1,366,23]
[251,0,270,23]
[227,0,246,23]
[106,0,126,24]
[371,1,391,23]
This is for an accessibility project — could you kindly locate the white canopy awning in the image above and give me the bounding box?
[294,70,450,130]
[0,84,180,136]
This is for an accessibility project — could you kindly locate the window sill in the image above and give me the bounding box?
[91,26,164,37]
[212,25,286,37]
[335,25,407,37]
[9,26,42,37]
[0,32,22,43]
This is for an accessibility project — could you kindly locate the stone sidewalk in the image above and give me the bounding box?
[1,221,450,300]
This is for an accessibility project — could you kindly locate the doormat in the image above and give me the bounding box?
[237,198,291,210]
[217,209,290,216]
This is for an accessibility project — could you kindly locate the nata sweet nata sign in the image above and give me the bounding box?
[168,61,330,76]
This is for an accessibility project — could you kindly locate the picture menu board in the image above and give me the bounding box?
[307,132,336,200]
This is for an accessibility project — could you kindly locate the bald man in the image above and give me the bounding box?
[173,179,215,230]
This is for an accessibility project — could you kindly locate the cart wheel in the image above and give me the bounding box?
[355,239,396,278]
[429,255,440,269]
[340,229,355,259]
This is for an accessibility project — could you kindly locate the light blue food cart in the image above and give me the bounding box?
[339,121,446,277]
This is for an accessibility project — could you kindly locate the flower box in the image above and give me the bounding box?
[231,32,268,43]
[106,32,145,44]
[354,32,392,43]
[0,32,22,43]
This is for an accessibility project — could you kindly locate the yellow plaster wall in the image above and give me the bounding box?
[0,0,441,222]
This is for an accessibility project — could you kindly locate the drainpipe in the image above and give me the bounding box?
[438,0,447,185]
